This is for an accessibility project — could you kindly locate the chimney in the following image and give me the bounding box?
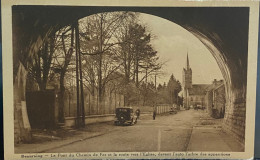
[213,79,217,86]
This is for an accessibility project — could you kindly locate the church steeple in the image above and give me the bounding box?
[183,52,192,89]
[186,53,190,69]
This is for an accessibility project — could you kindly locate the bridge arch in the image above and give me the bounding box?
[12,6,249,145]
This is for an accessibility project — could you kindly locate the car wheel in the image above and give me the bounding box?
[130,118,134,126]
[134,118,137,124]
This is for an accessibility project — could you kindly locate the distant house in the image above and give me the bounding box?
[186,84,210,108]
[205,79,225,118]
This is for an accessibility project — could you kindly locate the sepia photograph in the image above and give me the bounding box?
[2,0,259,159]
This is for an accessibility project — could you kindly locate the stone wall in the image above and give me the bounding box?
[222,85,246,147]
[223,101,246,146]
[212,84,225,118]
[205,90,213,115]
[14,119,20,144]
[65,114,115,127]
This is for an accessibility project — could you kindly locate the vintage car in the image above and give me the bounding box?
[114,107,137,126]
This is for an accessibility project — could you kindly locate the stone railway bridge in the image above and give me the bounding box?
[13,6,249,146]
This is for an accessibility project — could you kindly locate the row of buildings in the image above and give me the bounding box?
[182,54,225,118]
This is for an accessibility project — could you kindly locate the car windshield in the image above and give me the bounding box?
[117,108,129,112]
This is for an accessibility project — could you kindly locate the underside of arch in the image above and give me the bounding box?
[12,6,249,145]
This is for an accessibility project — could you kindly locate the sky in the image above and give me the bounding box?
[138,13,223,86]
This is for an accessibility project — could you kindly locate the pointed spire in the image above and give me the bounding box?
[186,52,190,69]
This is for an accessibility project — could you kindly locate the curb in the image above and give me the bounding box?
[185,126,194,151]
[39,132,108,153]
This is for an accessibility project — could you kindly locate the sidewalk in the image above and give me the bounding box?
[187,110,244,152]
[15,113,153,153]
[15,121,118,153]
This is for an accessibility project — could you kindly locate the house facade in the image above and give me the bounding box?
[205,80,225,118]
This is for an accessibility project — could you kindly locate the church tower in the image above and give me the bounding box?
[183,53,192,89]
[183,53,192,107]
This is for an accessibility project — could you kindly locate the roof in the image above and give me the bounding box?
[213,83,225,91]
[205,80,225,92]
[205,84,216,92]
[188,84,211,95]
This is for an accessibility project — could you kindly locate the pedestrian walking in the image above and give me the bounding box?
[136,108,140,119]
[153,107,156,120]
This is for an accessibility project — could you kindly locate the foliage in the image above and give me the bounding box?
[27,34,56,91]
[79,12,134,104]
[78,12,162,107]
[167,74,182,104]
[156,75,182,105]
[25,11,180,114]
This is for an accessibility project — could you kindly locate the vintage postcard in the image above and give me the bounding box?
[2,0,259,159]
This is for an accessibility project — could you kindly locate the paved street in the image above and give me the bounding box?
[47,110,207,152]
[15,109,243,153]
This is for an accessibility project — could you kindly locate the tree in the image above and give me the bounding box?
[167,74,182,105]
[157,82,170,104]
[115,21,161,105]
[52,25,75,122]
[79,12,134,113]
[126,23,161,87]
[156,75,182,105]
[27,34,56,91]
[139,82,156,106]
[13,19,58,143]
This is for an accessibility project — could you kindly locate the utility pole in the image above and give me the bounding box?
[75,21,85,127]
[155,74,157,90]
[176,93,178,109]
[98,14,103,114]
[155,74,157,106]
[68,25,74,118]
[145,68,148,84]
[75,22,80,128]
[135,51,139,87]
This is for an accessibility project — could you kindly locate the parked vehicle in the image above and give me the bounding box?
[114,107,137,126]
